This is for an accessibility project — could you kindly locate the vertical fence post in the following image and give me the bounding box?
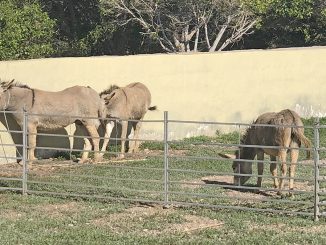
[22,109,28,195]
[163,111,169,208]
[313,117,320,221]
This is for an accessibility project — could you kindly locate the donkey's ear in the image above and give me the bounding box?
[0,79,15,92]
[5,79,14,89]
[103,92,115,104]
[0,80,7,88]
[1,79,14,90]
[218,153,236,159]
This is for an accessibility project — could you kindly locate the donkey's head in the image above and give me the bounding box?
[99,85,120,99]
[219,147,254,186]
[0,79,15,110]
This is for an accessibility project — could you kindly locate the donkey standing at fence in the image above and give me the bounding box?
[219,109,311,196]
[0,80,105,163]
[99,82,156,158]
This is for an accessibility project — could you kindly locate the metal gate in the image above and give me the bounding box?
[0,111,325,221]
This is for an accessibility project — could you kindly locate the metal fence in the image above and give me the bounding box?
[0,111,325,221]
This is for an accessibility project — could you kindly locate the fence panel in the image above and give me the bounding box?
[0,111,324,220]
[22,113,166,206]
[0,111,24,193]
[164,113,322,219]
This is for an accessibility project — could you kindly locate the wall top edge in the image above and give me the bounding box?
[0,46,325,63]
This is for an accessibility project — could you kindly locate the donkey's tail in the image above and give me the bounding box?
[148,106,157,111]
[293,129,312,159]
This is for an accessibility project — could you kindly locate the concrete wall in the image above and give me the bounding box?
[0,46,325,162]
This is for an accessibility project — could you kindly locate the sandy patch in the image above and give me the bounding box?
[168,214,223,234]
[248,222,326,234]
[0,209,24,220]
[0,160,79,178]
[91,205,223,235]
[180,174,315,205]
[0,150,170,177]
[36,201,84,218]
[180,175,233,190]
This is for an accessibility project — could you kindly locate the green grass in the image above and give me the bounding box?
[0,192,325,244]
[1,118,326,244]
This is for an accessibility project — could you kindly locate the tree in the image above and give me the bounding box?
[40,0,104,56]
[40,0,142,56]
[103,0,256,52]
[0,0,55,60]
[242,0,326,48]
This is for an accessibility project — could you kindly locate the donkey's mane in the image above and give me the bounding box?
[0,79,32,90]
[99,84,120,97]
[9,82,32,90]
[240,121,255,145]
[0,80,35,106]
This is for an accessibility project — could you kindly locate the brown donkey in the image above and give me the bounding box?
[220,109,311,195]
[99,82,156,158]
[0,80,105,163]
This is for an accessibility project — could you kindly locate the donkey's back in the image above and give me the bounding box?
[124,82,152,117]
[31,86,103,129]
[252,109,310,157]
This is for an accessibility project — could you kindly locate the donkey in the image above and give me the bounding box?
[219,109,311,196]
[0,80,105,163]
[99,82,156,158]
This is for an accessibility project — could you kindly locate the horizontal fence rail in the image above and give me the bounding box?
[0,110,325,221]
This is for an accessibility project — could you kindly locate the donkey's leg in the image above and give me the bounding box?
[27,124,37,162]
[80,138,92,163]
[128,120,142,154]
[119,121,128,158]
[270,155,279,189]
[277,149,288,196]
[289,144,299,196]
[100,121,115,157]
[127,121,136,153]
[84,125,101,163]
[257,151,264,188]
[133,120,143,153]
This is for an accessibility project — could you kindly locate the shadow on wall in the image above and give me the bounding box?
[0,112,70,162]
[0,114,134,161]
[0,113,22,162]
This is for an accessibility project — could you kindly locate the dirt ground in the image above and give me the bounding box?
[0,199,224,235]
[0,153,317,202]
[90,205,223,235]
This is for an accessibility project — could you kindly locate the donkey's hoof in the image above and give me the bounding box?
[77,158,91,164]
[19,160,34,165]
[277,191,287,198]
[128,149,139,154]
[254,189,262,194]
[117,153,125,159]
[287,193,295,199]
[94,154,103,163]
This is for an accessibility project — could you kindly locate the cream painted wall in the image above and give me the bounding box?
[0,46,325,162]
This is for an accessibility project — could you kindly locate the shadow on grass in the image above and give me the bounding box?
[202,179,275,197]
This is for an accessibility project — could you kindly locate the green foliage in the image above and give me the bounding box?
[273,0,313,19]
[0,0,324,58]
[244,0,314,18]
[242,0,326,48]
[40,0,106,56]
[0,0,55,60]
